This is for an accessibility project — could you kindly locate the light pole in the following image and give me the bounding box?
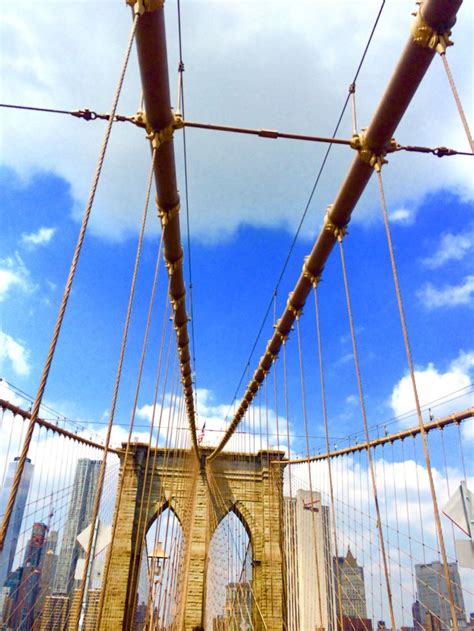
[147,541,168,631]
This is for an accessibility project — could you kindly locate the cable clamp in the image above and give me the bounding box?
[410,8,453,54]
[302,256,321,287]
[248,380,259,393]
[165,253,183,276]
[350,131,397,172]
[286,292,302,319]
[265,344,277,363]
[131,111,147,129]
[171,293,186,311]
[126,0,164,16]
[146,113,185,149]
[174,321,188,336]
[274,329,288,344]
[157,199,181,227]
[324,206,348,241]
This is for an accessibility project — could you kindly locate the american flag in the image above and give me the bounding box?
[303,498,320,512]
[197,422,206,444]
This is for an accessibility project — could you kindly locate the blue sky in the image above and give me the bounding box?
[0,0,472,448]
[0,167,472,447]
[0,0,473,620]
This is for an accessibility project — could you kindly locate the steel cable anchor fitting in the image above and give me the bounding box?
[410,4,453,55]
[142,112,185,150]
[126,0,164,16]
[350,130,397,173]
[302,256,322,288]
[324,206,348,242]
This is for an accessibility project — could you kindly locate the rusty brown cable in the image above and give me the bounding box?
[349,82,358,136]
[439,53,474,152]
[295,318,324,628]
[280,407,473,464]
[337,237,397,631]
[73,145,156,630]
[97,241,168,625]
[0,13,139,553]
[128,348,182,621]
[313,285,353,631]
[376,169,459,631]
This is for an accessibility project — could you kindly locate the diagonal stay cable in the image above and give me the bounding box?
[0,13,139,551]
[209,0,463,461]
[222,0,387,425]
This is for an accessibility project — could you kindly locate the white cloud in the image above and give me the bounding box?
[21,226,56,247]
[334,352,354,367]
[0,2,472,242]
[287,455,474,621]
[0,330,31,376]
[137,386,294,454]
[0,254,34,301]
[422,231,474,269]
[390,207,415,226]
[389,350,474,426]
[417,275,474,308]
[462,418,474,442]
[0,379,22,405]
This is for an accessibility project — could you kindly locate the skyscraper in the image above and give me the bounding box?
[415,561,466,629]
[224,582,252,631]
[40,595,69,630]
[35,530,59,622]
[335,547,367,620]
[284,489,336,631]
[7,522,47,630]
[0,457,34,589]
[53,459,101,595]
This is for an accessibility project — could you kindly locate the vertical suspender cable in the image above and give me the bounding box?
[376,170,459,631]
[72,131,155,631]
[439,53,474,151]
[338,238,397,631]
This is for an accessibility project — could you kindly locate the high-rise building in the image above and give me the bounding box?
[134,601,147,630]
[53,459,101,595]
[7,522,47,630]
[224,582,252,631]
[0,567,23,625]
[68,588,101,631]
[415,561,466,629]
[0,457,34,589]
[412,598,423,630]
[284,489,336,631]
[35,530,59,622]
[335,547,367,620]
[40,595,69,630]
[212,614,226,631]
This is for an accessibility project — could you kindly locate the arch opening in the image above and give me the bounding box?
[205,508,254,630]
[135,505,184,630]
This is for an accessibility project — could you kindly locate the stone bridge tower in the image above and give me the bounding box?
[99,444,286,630]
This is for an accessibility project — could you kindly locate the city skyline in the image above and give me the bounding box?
[0,456,102,630]
[415,561,467,630]
[0,450,471,631]
[53,459,101,596]
[284,489,336,631]
[0,457,34,592]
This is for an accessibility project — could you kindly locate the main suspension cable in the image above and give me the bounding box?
[221,0,387,425]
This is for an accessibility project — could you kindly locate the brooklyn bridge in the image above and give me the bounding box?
[0,0,473,629]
